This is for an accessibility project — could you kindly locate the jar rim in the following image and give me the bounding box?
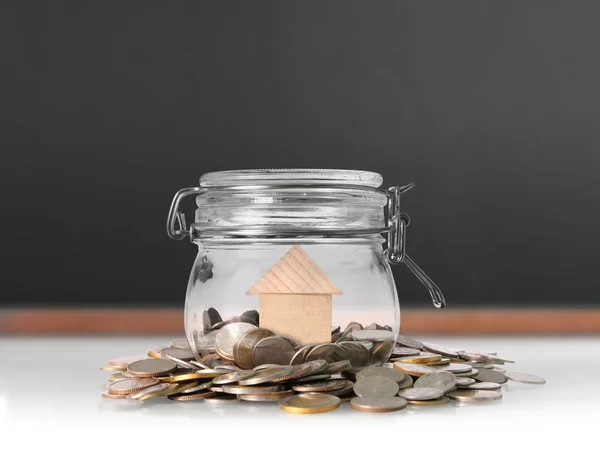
[199,169,383,189]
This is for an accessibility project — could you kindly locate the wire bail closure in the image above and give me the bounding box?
[386,183,446,308]
[166,181,446,308]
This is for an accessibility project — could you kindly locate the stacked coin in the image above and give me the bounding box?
[100,334,545,412]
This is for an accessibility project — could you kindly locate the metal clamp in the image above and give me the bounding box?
[166,187,203,241]
[386,184,446,308]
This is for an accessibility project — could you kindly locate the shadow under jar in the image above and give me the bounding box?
[167,169,445,370]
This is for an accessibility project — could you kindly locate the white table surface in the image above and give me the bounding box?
[2,335,598,451]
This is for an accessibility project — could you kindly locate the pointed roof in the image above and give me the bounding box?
[246,245,342,295]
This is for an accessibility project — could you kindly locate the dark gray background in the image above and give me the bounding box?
[2,1,599,309]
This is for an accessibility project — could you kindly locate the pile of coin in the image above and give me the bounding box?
[195,311,396,369]
[100,334,545,414]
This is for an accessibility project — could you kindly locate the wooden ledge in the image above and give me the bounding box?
[1,308,600,335]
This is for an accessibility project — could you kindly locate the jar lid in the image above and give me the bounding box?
[194,169,388,236]
[199,169,383,188]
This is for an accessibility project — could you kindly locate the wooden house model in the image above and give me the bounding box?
[246,245,342,345]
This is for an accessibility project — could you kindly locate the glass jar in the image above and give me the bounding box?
[167,169,444,370]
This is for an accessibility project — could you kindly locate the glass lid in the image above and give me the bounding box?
[199,169,384,188]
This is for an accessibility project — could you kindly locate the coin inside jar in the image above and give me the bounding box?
[233,328,275,369]
[305,343,346,363]
[252,336,296,366]
[215,322,258,361]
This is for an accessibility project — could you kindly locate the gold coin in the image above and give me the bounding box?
[171,339,190,349]
[168,391,217,401]
[395,352,442,364]
[407,396,450,406]
[169,373,207,383]
[108,377,160,395]
[101,391,127,399]
[147,345,168,358]
[393,362,438,377]
[127,358,177,377]
[107,373,131,383]
[128,383,171,400]
[139,383,182,400]
[279,393,341,414]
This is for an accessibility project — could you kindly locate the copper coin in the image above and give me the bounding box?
[408,396,450,406]
[108,377,160,395]
[279,393,341,414]
[127,358,177,377]
[252,336,295,366]
[233,328,275,370]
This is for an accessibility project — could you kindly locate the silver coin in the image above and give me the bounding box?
[395,335,424,350]
[447,389,503,402]
[353,376,399,397]
[293,374,331,383]
[421,342,464,358]
[337,341,370,367]
[163,355,197,370]
[127,382,171,400]
[391,347,421,357]
[291,379,352,393]
[189,360,211,370]
[253,363,285,371]
[473,369,509,384]
[212,370,257,385]
[222,384,284,395]
[305,343,346,363]
[506,372,546,385]
[203,394,241,405]
[289,344,316,365]
[324,360,352,374]
[443,363,473,374]
[354,341,374,351]
[213,365,239,372]
[398,387,444,401]
[237,366,294,386]
[468,382,502,390]
[452,368,479,378]
[350,396,408,412]
[215,322,257,360]
[194,330,219,353]
[455,377,476,386]
[356,366,407,385]
[413,371,456,393]
[351,329,395,342]
[252,336,295,366]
